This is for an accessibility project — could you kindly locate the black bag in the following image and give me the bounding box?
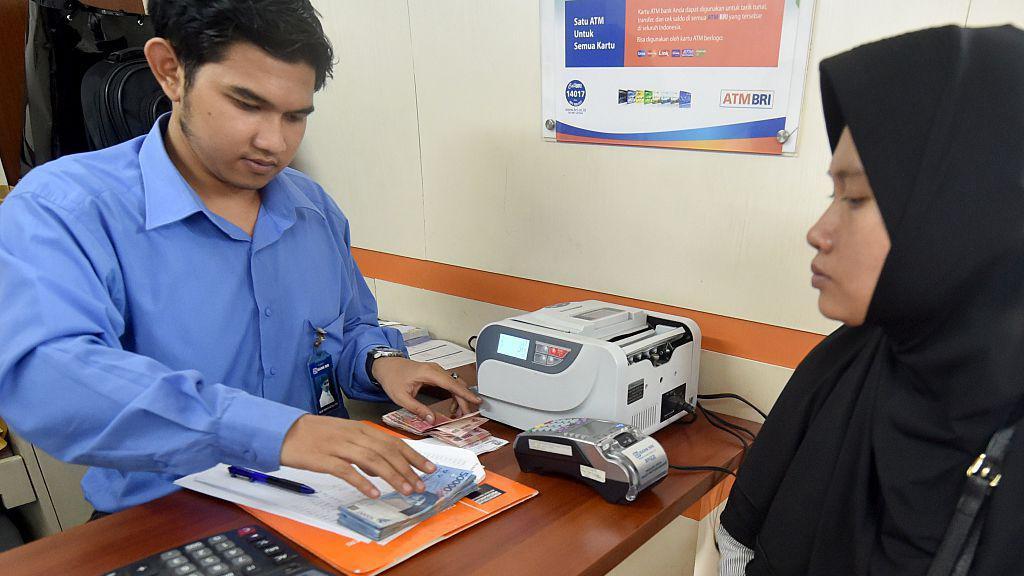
[21,1,155,175]
[927,419,1019,576]
[80,47,170,150]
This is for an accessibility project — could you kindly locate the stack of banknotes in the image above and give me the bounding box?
[383,399,494,448]
[425,416,491,447]
[337,465,479,540]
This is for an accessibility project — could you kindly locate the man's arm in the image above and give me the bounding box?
[332,225,404,402]
[0,191,439,500]
[330,215,481,420]
[0,193,304,475]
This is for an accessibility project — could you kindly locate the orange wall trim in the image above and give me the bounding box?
[682,475,734,521]
[352,248,824,369]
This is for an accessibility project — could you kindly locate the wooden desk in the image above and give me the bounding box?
[0,410,752,576]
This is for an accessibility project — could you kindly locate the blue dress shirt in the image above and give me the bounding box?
[0,116,403,512]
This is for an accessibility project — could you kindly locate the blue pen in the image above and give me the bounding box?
[227,465,316,495]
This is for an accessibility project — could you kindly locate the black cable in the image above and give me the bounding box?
[668,464,736,476]
[467,335,477,352]
[699,402,743,432]
[703,414,750,449]
[700,405,757,441]
[697,392,768,420]
[679,400,754,441]
[703,408,757,445]
[676,410,697,425]
[666,403,739,477]
[698,403,750,450]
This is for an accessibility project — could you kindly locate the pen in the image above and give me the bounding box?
[227,465,316,495]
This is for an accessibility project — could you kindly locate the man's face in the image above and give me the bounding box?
[178,42,316,192]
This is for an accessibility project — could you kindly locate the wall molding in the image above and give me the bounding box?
[352,248,824,369]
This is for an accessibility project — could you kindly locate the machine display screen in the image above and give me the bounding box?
[497,333,531,360]
[573,307,620,321]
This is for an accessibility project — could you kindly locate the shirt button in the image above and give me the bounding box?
[242,450,255,461]
[269,367,277,376]
[264,307,273,317]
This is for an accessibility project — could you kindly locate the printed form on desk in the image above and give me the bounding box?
[407,340,475,370]
[175,440,485,544]
[377,318,476,369]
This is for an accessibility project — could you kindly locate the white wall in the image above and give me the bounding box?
[310,6,1021,573]
[969,0,1024,27]
[298,0,1022,411]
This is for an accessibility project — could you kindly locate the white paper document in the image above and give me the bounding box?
[407,339,476,370]
[417,435,509,456]
[378,320,431,345]
[404,440,486,477]
[175,440,484,544]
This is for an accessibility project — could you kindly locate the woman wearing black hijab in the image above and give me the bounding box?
[718,24,1024,575]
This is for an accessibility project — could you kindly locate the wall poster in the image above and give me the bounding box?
[541,0,815,155]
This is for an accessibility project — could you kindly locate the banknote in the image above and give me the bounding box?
[460,436,509,455]
[430,416,488,435]
[382,399,482,435]
[382,410,435,434]
[337,465,479,540]
[428,425,491,444]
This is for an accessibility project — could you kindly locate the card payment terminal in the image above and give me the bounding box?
[513,418,668,503]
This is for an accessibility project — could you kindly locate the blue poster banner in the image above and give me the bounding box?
[564,0,626,67]
[544,0,815,154]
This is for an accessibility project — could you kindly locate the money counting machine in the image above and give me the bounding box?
[476,300,700,435]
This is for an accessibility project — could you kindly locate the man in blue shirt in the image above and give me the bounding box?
[0,0,480,514]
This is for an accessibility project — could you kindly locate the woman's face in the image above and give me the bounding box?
[807,127,891,326]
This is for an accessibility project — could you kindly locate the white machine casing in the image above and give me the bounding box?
[475,300,700,435]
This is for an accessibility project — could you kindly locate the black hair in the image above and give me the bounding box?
[148,0,334,91]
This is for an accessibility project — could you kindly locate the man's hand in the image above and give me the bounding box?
[372,357,482,425]
[280,414,434,498]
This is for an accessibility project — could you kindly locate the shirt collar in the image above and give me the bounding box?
[261,169,326,226]
[140,115,204,231]
[140,114,326,232]
[251,175,327,252]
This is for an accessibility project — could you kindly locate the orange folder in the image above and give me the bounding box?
[240,424,538,575]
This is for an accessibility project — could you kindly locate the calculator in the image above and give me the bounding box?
[100,525,331,576]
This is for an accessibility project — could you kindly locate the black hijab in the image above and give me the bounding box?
[720,25,1024,575]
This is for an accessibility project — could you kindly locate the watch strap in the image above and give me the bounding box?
[365,347,406,386]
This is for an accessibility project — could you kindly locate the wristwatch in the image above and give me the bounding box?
[365,346,406,386]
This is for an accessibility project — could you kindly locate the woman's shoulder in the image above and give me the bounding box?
[770,324,884,415]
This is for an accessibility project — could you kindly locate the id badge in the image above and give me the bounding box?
[308,328,341,415]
